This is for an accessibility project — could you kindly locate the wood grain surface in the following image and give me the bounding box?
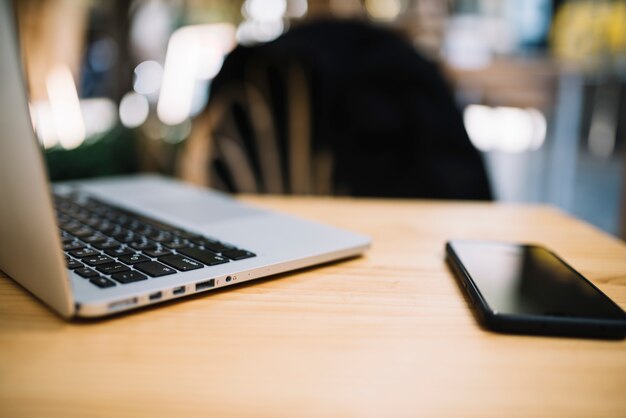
[1,197,625,418]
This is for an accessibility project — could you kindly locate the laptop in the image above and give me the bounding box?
[0,1,370,318]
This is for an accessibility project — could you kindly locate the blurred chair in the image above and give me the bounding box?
[179,19,492,199]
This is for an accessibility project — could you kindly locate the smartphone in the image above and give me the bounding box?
[445,240,626,339]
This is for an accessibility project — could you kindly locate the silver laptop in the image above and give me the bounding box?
[0,2,370,318]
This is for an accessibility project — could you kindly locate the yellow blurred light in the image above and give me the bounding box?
[364,0,403,21]
[329,0,362,17]
[551,1,626,61]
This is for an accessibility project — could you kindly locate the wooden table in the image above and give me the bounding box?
[1,197,625,417]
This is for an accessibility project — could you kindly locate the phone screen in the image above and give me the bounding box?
[449,241,625,319]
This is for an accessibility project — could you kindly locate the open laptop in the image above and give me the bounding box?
[0,1,370,318]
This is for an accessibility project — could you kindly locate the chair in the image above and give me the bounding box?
[179,19,492,200]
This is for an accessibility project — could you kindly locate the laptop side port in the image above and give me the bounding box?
[195,279,215,291]
[108,297,138,311]
[149,291,162,301]
[172,286,185,295]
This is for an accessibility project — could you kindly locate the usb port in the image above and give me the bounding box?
[149,291,162,301]
[195,279,215,291]
[172,286,186,295]
[108,297,138,311]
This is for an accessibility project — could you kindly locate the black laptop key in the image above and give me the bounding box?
[83,254,115,266]
[221,249,256,261]
[75,267,99,278]
[61,236,75,245]
[130,223,152,235]
[142,248,172,258]
[118,253,150,265]
[135,261,177,277]
[83,234,107,244]
[121,219,139,230]
[69,248,100,258]
[95,223,116,234]
[111,270,148,284]
[72,226,94,238]
[162,239,188,249]
[96,262,130,275]
[201,241,233,253]
[104,246,135,257]
[73,211,90,222]
[89,276,116,288]
[189,237,210,246]
[66,259,83,269]
[117,234,137,244]
[174,230,203,240]
[61,225,83,236]
[92,239,122,250]
[158,254,204,271]
[129,240,157,251]
[111,230,135,243]
[63,241,85,252]
[60,220,81,231]
[83,217,102,227]
[147,230,171,242]
[178,247,229,266]
[58,217,72,227]
[125,221,142,231]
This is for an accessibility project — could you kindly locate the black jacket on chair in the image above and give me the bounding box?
[209,19,492,200]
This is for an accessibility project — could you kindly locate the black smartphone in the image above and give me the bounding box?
[445,240,626,339]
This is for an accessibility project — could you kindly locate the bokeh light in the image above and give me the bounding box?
[119,92,149,128]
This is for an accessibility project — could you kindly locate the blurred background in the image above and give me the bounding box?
[13,0,626,237]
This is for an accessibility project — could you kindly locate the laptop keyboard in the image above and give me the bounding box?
[54,193,256,289]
